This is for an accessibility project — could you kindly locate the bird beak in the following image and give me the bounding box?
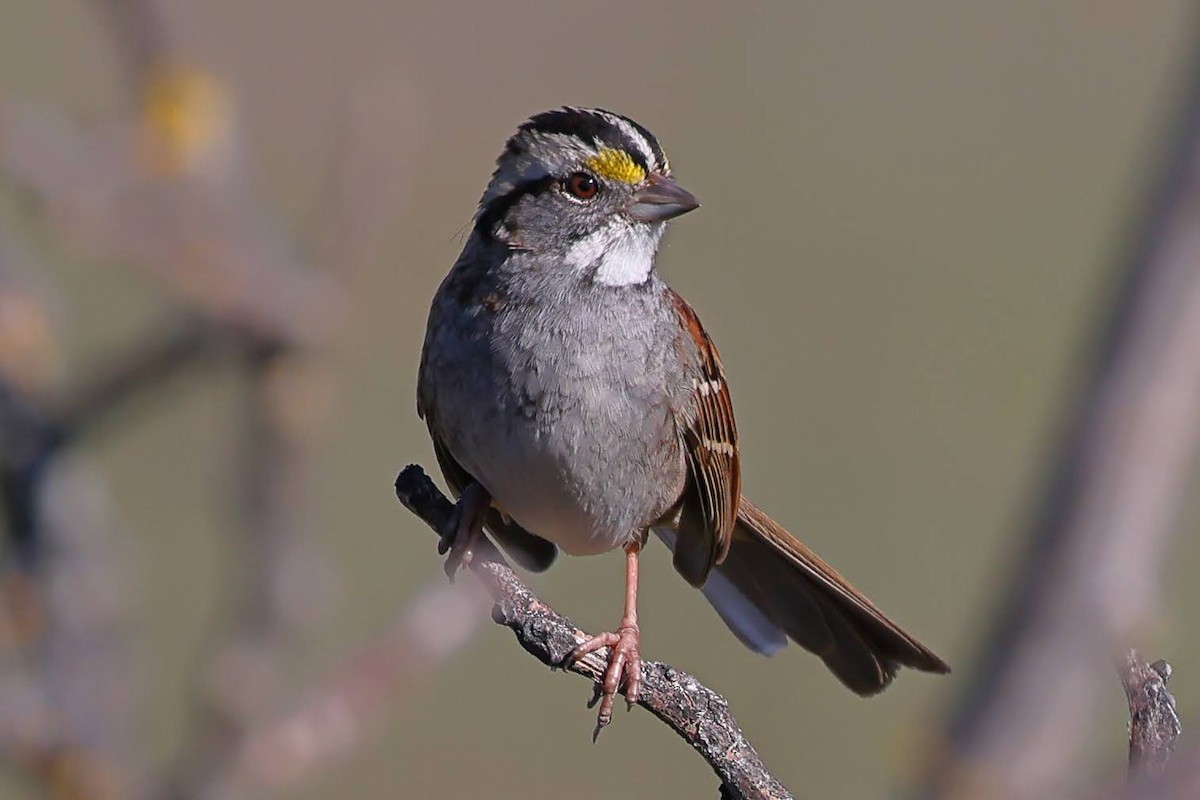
[627,174,700,222]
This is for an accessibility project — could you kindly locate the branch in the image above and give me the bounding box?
[918,29,1200,799]
[394,464,793,800]
[1122,652,1181,779]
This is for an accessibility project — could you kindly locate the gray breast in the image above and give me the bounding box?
[426,264,691,555]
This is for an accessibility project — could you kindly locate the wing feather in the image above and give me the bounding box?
[667,289,741,587]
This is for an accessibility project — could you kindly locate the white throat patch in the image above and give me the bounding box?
[565,223,663,287]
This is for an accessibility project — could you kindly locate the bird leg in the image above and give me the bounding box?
[568,541,642,738]
[438,481,491,580]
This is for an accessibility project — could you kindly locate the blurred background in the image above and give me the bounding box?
[1,1,1198,798]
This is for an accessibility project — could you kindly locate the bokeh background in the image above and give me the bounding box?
[1,1,1198,798]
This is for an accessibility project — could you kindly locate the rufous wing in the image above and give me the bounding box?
[667,289,741,588]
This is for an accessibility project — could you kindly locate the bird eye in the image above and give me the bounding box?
[565,172,599,200]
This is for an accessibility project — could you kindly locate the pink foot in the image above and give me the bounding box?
[568,624,641,739]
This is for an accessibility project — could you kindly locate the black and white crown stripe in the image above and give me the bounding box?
[478,107,669,216]
[519,107,667,175]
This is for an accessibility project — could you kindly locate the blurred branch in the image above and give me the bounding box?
[13,11,352,796]
[52,317,223,446]
[0,251,138,799]
[2,315,233,565]
[1124,748,1200,800]
[1122,652,1181,779]
[394,464,793,800]
[920,31,1200,800]
[35,460,137,800]
[164,347,334,800]
[231,579,488,794]
[3,5,416,800]
[0,85,340,349]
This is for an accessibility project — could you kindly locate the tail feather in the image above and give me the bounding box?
[655,529,786,655]
[670,497,950,696]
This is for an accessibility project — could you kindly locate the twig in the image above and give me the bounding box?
[920,27,1200,800]
[1122,652,1181,779]
[394,464,793,800]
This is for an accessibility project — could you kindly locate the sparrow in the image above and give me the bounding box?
[417,107,949,733]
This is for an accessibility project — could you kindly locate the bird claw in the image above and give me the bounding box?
[567,624,641,739]
[438,483,489,582]
[441,544,475,581]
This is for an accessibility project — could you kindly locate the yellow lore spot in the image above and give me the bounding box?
[584,148,646,185]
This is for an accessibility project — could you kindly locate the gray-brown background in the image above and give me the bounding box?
[2,1,1198,797]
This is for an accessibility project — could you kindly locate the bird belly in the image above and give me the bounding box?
[436,357,686,556]
[474,445,626,556]
[444,399,683,557]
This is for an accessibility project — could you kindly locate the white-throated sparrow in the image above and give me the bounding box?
[418,107,949,733]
